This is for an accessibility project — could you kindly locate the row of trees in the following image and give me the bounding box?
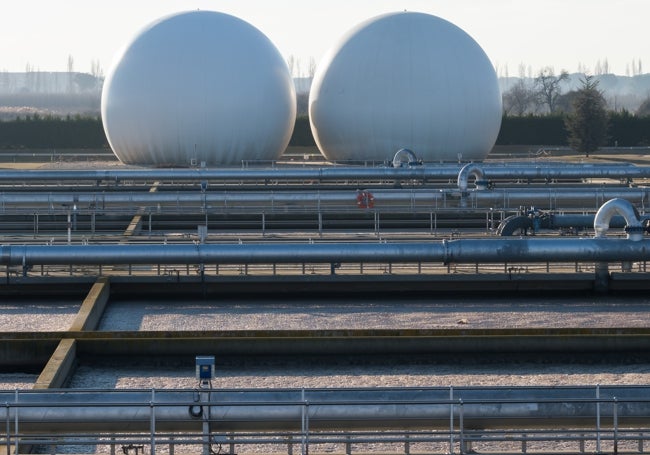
[503,67,650,117]
[0,106,648,152]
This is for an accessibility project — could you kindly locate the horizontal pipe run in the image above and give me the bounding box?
[1,386,649,433]
[0,187,648,212]
[2,238,649,266]
[0,162,646,183]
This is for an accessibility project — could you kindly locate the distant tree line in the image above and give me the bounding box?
[1,112,649,151]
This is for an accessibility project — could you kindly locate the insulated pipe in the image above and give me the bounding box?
[0,162,646,183]
[0,386,649,433]
[1,238,649,267]
[594,198,644,240]
[392,148,418,167]
[458,163,486,192]
[0,187,649,213]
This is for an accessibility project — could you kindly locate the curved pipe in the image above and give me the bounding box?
[392,148,418,167]
[594,198,644,240]
[458,163,486,192]
[2,238,650,267]
[1,386,649,433]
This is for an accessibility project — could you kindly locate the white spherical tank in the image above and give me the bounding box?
[309,12,502,163]
[101,11,296,166]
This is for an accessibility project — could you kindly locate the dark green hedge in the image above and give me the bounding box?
[496,115,568,146]
[0,115,107,149]
[0,113,648,149]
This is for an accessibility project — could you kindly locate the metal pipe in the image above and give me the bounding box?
[0,187,649,213]
[594,198,644,240]
[392,148,419,167]
[1,238,649,267]
[458,163,486,192]
[0,386,649,433]
[0,162,647,183]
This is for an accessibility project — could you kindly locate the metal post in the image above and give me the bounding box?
[579,433,585,453]
[67,210,71,245]
[374,211,379,236]
[14,390,18,455]
[5,401,10,455]
[262,212,266,237]
[318,212,323,238]
[613,397,618,455]
[596,385,601,453]
[449,387,455,455]
[301,389,309,455]
[459,399,464,455]
[202,389,211,455]
[150,389,156,455]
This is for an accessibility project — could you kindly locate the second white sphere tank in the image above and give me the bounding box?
[101,10,296,167]
[309,12,502,163]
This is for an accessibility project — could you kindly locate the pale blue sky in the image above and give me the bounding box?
[1,0,648,76]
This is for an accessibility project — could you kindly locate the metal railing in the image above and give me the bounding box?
[3,387,650,455]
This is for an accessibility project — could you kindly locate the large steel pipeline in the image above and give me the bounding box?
[2,238,649,266]
[0,162,645,183]
[0,187,649,212]
[1,386,648,433]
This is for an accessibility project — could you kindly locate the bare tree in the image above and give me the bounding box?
[90,60,104,79]
[67,54,75,93]
[308,57,317,79]
[502,79,536,116]
[535,67,570,114]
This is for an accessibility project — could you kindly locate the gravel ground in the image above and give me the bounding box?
[99,295,650,331]
[0,299,80,331]
[8,293,650,454]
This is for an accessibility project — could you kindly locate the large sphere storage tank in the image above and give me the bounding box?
[101,11,296,167]
[309,12,502,163]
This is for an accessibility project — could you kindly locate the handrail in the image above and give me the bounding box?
[2,386,650,454]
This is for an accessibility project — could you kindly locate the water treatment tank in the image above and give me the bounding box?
[101,10,296,167]
[308,12,502,163]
